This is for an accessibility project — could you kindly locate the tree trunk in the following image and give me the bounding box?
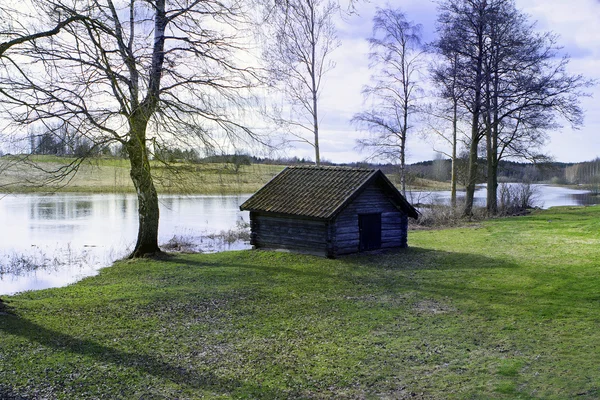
[464,91,482,216]
[313,103,320,166]
[124,0,165,258]
[309,2,320,167]
[463,133,479,217]
[127,124,161,258]
[400,129,407,196]
[486,68,500,215]
[487,157,498,214]
[463,29,485,217]
[486,118,499,215]
[450,101,458,207]
[485,125,497,214]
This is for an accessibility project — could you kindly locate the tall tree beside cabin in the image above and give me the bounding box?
[434,0,590,216]
[0,0,262,257]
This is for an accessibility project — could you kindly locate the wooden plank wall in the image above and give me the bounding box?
[250,212,329,256]
[333,182,408,255]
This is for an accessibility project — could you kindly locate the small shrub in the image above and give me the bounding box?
[497,183,541,215]
[410,204,487,228]
[162,235,195,251]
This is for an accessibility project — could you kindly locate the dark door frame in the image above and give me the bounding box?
[358,213,382,252]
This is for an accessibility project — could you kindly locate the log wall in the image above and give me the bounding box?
[332,182,408,255]
[249,212,329,256]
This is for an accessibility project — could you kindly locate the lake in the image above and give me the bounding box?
[1,184,598,295]
[0,193,250,295]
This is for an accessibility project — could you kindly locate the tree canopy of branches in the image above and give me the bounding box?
[0,3,87,181]
[352,7,423,195]
[0,4,84,56]
[0,0,261,257]
[262,0,340,166]
[433,0,591,216]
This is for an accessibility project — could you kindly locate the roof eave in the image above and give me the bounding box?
[377,172,420,219]
[239,166,290,212]
[239,208,328,220]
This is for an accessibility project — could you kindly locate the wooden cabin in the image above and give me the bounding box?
[239,166,418,258]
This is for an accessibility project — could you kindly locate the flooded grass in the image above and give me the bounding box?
[161,221,251,253]
[0,247,67,277]
[0,193,251,294]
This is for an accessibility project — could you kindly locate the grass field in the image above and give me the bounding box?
[2,206,599,398]
[0,155,450,194]
[0,156,286,194]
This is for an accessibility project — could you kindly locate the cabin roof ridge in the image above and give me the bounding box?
[287,165,375,171]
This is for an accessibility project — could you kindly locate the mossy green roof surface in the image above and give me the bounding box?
[240,165,418,219]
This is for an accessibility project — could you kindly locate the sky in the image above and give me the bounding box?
[296,0,600,165]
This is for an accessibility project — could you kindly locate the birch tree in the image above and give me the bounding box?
[262,0,340,166]
[427,52,466,207]
[352,7,422,195]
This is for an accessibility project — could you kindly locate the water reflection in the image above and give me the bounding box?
[406,184,598,209]
[28,199,94,220]
[1,193,250,295]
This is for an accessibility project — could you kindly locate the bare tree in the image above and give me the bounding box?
[0,0,262,257]
[434,0,491,216]
[480,2,591,214]
[0,4,85,56]
[352,7,423,195]
[262,0,340,166]
[427,52,466,206]
[434,0,591,216]
[0,4,87,185]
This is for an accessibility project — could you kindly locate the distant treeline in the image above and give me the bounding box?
[17,135,600,185]
[406,158,571,185]
[405,157,600,186]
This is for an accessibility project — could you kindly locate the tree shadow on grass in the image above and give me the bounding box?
[157,248,517,290]
[341,246,520,271]
[342,247,597,318]
[159,248,535,315]
[0,314,287,399]
[0,385,26,400]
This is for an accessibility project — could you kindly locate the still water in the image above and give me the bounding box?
[406,184,596,209]
[0,193,250,295]
[1,184,598,295]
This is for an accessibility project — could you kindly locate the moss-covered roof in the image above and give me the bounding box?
[240,166,418,219]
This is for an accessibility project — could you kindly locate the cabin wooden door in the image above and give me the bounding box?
[359,213,381,252]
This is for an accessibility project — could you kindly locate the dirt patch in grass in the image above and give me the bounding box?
[413,299,457,315]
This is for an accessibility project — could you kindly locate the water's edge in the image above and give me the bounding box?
[2,185,596,295]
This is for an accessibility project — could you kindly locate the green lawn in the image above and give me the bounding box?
[2,206,600,398]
